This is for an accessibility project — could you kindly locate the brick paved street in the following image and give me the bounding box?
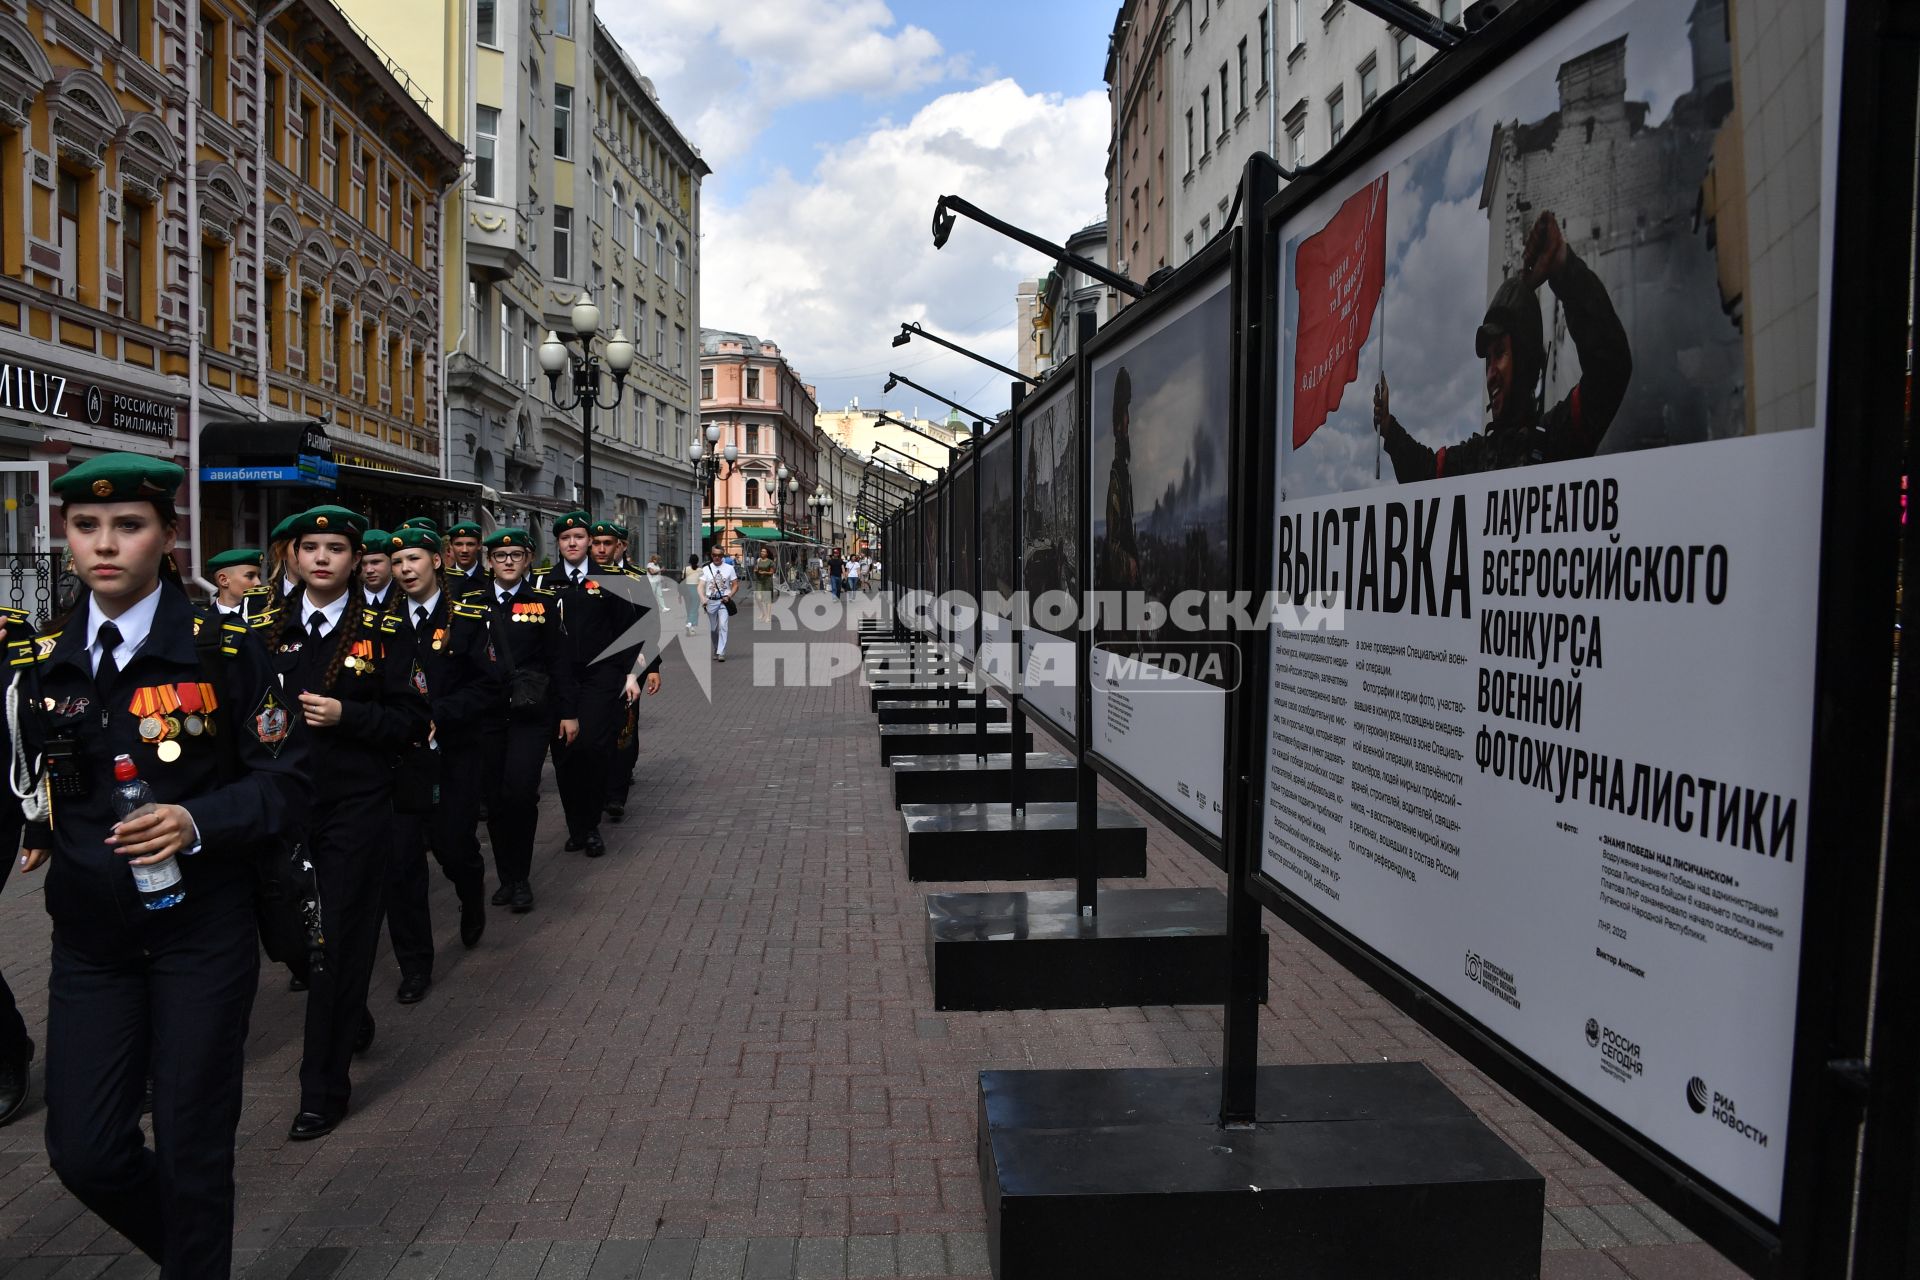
[0,611,1745,1279]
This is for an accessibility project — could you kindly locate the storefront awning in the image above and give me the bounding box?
[198,418,338,488]
[333,463,497,515]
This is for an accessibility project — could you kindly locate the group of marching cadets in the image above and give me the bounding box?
[0,454,668,1279]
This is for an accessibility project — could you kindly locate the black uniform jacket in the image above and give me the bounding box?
[398,592,503,736]
[251,600,428,808]
[484,581,578,721]
[16,586,311,946]
[532,562,660,685]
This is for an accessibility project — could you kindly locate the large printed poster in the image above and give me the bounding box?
[1092,270,1233,837]
[1264,0,1833,1222]
[1020,374,1078,737]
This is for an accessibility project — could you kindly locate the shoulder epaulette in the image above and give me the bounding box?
[246,607,278,630]
[243,584,273,599]
[376,612,403,634]
[451,599,487,620]
[6,635,41,667]
[530,585,558,599]
[218,619,248,657]
[0,605,32,626]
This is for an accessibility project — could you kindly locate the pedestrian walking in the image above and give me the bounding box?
[12,453,310,1276]
[444,521,488,594]
[752,545,775,622]
[682,555,703,633]
[480,528,576,911]
[700,544,740,660]
[383,527,498,1005]
[828,547,845,598]
[253,505,428,1141]
[356,530,397,612]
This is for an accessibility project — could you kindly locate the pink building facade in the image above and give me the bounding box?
[697,328,822,558]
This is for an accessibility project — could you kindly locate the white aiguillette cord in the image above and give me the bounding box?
[7,672,47,823]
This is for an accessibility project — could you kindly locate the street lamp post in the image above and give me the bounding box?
[539,296,635,507]
[688,421,740,555]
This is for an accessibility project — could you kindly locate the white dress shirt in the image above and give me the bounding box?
[86,584,163,675]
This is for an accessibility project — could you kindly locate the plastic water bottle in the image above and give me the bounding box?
[112,754,184,910]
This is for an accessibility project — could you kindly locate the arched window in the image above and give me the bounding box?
[745,478,760,509]
[611,181,624,242]
[654,222,667,275]
[590,159,602,227]
[674,237,687,291]
[633,202,644,257]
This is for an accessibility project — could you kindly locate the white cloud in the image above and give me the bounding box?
[601,0,966,169]
[697,78,1109,418]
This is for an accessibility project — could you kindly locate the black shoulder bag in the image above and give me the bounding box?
[194,624,327,979]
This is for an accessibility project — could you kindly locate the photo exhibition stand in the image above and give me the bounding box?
[973,0,1917,1271]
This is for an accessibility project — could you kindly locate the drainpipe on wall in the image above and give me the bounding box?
[1267,0,1279,161]
[254,2,295,419]
[186,4,210,595]
[442,0,476,483]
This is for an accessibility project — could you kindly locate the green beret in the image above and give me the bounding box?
[54,452,183,504]
[613,524,630,541]
[361,529,393,553]
[282,504,369,540]
[446,521,482,538]
[552,509,593,536]
[484,526,534,550]
[270,513,301,542]
[399,516,440,532]
[206,547,262,573]
[589,520,622,538]
[389,526,441,552]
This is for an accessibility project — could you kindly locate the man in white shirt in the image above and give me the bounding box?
[699,544,739,660]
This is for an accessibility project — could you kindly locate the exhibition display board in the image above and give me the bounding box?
[1229,0,1908,1271]
[977,423,1019,693]
[1085,237,1237,848]
[1016,366,1080,742]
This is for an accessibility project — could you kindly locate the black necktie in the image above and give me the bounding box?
[415,604,429,630]
[95,620,123,691]
[308,612,327,645]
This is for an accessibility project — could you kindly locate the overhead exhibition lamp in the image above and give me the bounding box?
[871,411,959,460]
[932,194,1145,299]
[893,322,1039,387]
[882,372,990,430]
[871,441,934,475]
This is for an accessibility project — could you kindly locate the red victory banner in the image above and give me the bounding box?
[1292,174,1389,449]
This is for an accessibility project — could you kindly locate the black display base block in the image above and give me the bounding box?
[869,684,979,709]
[891,753,1078,806]
[978,1064,1544,1280]
[901,801,1146,881]
[877,701,1008,726]
[881,724,1032,764]
[925,888,1251,1010]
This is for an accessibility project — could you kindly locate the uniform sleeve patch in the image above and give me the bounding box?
[248,686,293,756]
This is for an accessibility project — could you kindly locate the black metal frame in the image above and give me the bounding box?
[1076,231,1239,867]
[1010,363,1082,750]
[973,415,1020,700]
[948,451,979,665]
[1220,0,1912,1273]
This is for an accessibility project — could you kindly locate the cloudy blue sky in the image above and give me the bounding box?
[600,1,1115,419]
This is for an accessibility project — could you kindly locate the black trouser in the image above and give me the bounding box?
[485,719,547,886]
[553,677,623,841]
[384,743,487,978]
[0,845,29,1060]
[608,704,639,809]
[44,900,259,1279]
[301,798,389,1118]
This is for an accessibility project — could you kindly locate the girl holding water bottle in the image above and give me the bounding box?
[10,452,310,1278]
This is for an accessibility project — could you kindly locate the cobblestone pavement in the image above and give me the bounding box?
[0,611,1745,1278]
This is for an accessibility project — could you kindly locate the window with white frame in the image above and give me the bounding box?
[552,205,572,277]
[1329,88,1345,146]
[1359,57,1379,110]
[1395,30,1416,81]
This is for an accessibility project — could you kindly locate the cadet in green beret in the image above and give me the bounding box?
[205,547,262,618]
[531,511,659,856]
[253,504,427,1141]
[444,520,487,593]
[22,452,310,1275]
[381,526,497,1003]
[397,516,440,534]
[478,527,576,912]
[266,512,303,604]
[357,530,397,613]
